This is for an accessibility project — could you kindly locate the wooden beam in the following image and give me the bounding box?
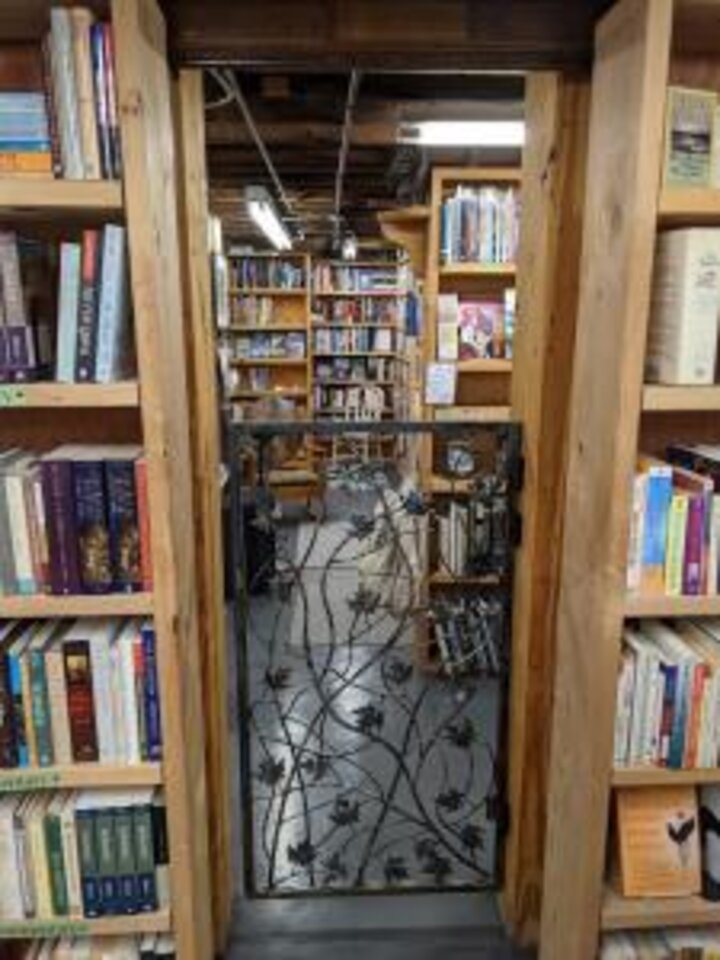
[538,2,672,959]
[173,69,233,954]
[503,70,590,946]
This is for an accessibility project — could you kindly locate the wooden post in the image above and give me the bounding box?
[173,70,233,952]
[539,2,672,957]
[503,69,590,945]
[112,3,214,959]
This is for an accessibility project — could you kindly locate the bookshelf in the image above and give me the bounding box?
[0,1,212,958]
[540,2,720,958]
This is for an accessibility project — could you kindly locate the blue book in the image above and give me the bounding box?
[105,450,142,593]
[638,458,673,593]
[0,139,51,151]
[75,797,102,917]
[140,623,162,761]
[7,634,29,767]
[28,628,55,767]
[72,456,112,594]
[658,660,678,767]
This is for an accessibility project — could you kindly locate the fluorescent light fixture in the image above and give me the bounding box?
[245,186,292,251]
[398,120,525,148]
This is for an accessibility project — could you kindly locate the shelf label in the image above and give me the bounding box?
[0,769,62,792]
[0,921,90,938]
[0,385,26,407]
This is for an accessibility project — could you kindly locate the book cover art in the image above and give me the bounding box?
[105,457,142,592]
[73,458,113,594]
[665,86,717,187]
[457,301,502,360]
[62,639,98,762]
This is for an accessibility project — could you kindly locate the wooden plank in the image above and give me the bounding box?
[626,593,720,616]
[439,263,516,278]
[539,2,673,959]
[0,593,153,618]
[0,382,140,408]
[457,359,513,373]
[602,889,720,930]
[612,766,720,786]
[658,186,720,223]
[112,4,213,960]
[0,911,171,939]
[0,177,122,213]
[377,205,429,278]
[503,72,590,945]
[174,68,232,954]
[642,384,720,410]
[0,763,163,792]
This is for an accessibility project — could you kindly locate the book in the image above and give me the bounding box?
[55,242,82,382]
[49,7,84,180]
[637,456,673,594]
[457,300,502,360]
[646,229,720,386]
[0,45,52,177]
[664,86,718,188]
[70,8,102,180]
[75,229,101,381]
[62,628,99,763]
[616,785,701,897]
[95,225,131,382]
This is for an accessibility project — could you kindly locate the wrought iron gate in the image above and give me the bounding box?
[229,420,522,896]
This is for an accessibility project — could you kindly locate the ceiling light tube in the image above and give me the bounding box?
[245,186,293,251]
[398,120,525,147]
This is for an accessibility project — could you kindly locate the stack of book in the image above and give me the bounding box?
[0,617,161,769]
[436,291,516,362]
[8,935,176,960]
[232,332,306,360]
[313,356,394,384]
[627,446,720,597]
[312,263,400,294]
[230,296,283,327]
[645,229,720,386]
[232,257,304,290]
[614,618,720,769]
[0,445,151,597]
[602,929,720,957]
[0,788,167,920]
[0,9,122,180]
[312,327,393,354]
[313,383,392,415]
[429,597,505,676]
[440,185,519,265]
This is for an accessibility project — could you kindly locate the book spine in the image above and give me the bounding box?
[29,804,52,917]
[133,632,147,759]
[0,232,27,326]
[29,648,53,767]
[684,663,708,768]
[135,458,152,592]
[669,661,691,768]
[22,469,44,593]
[664,494,689,596]
[63,640,98,762]
[44,812,68,916]
[41,36,63,177]
[73,459,112,594]
[90,23,111,178]
[105,458,142,592]
[0,648,17,768]
[7,648,28,767]
[711,494,720,595]
[114,805,138,914]
[133,802,158,911]
[75,230,101,382]
[96,804,119,914]
[5,325,36,383]
[141,624,162,760]
[640,467,673,593]
[94,225,129,382]
[90,635,116,763]
[41,460,81,595]
[49,8,84,179]
[118,634,140,764]
[19,650,37,767]
[0,467,13,594]
[5,469,35,594]
[103,25,122,179]
[684,495,706,595]
[60,802,82,917]
[75,807,102,917]
[55,242,81,383]
[71,8,102,180]
[659,662,677,767]
[151,795,169,907]
[30,469,50,592]
[643,655,664,764]
[45,647,72,765]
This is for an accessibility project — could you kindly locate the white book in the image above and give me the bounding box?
[87,620,121,762]
[59,792,83,917]
[626,473,647,592]
[55,242,82,382]
[642,644,665,764]
[624,629,651,765]
[645,228,720,384]
[46,639,72,766]
[710,494,720,596]
[95,226,131,383]
[49,8,84,180]
[614,649,636,765]
[4,455,36,595]
[116,620,141,763]
[70,8,101,180]
[0,798,23,919]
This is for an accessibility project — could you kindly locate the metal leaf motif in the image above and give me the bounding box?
[329,796,361,827]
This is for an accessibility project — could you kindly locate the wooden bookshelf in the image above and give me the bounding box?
[0,592,153,618]
[439,262,517,279]
[0,763,163,792]
[457,359,513,374]
[228,286,307,296]
[230,357,306,367]
[540,2,720,957]
[0,2,214,959]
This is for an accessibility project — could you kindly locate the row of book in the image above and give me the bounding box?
[233,332,306,361]
[312,263,401,294]
[225,295,301,329]
[313,357,397,384]
[440,185,519,265]
[0,10,122,179]
[664,85,720,190]
[312,328,394,355]
[231,257,305,291]
[645,229,720,386]
[437,291,516,362]
[435,500,507,579]
[0,446,151,597]
[7,935,176,960]
[602,930,720,958]
[0,227,133,384]
[627,446,720,598]
[0,617,161,769]
[0,789,167,920]
[429,598,504,677]
[311,297,401,326]
[614,618,720,769]
[229,368,304,396]
[313,384,392,415]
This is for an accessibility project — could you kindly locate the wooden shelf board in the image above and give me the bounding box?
[0,178,123,214]
[429,573,502,587]
[231,389,307,399]
[658,187,720,225]
[0,910,171,939]
[428,476,474,494]
[457,359,513,373]
[312,351,399,359]
[0,763,163,793]
[433,405,512,423]
[602,888,720,931]
[612,766,720,787]
[626,594,720,617]
[0,382,140,408]
[313,290,403,298]
[439,263,516,278]
[311,322,398,329]
[438,166,522,185]
[230,357,307,367]
[315,379,394,387]
[229,287,307,296]
[0,593,153,618]
[221,324,307,333]
[642,384,720,411]
[377,204,430,224]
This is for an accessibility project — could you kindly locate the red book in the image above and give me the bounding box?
[62,638,98,762]
[135,456,153,591]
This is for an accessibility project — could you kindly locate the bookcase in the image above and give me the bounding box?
[0,1,211,958]
[540,1,720,957]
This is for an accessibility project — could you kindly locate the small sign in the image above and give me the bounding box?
[0,769,62,793]
[0,921,90,939]
[0,385,26,407]
[425,363,457,406]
